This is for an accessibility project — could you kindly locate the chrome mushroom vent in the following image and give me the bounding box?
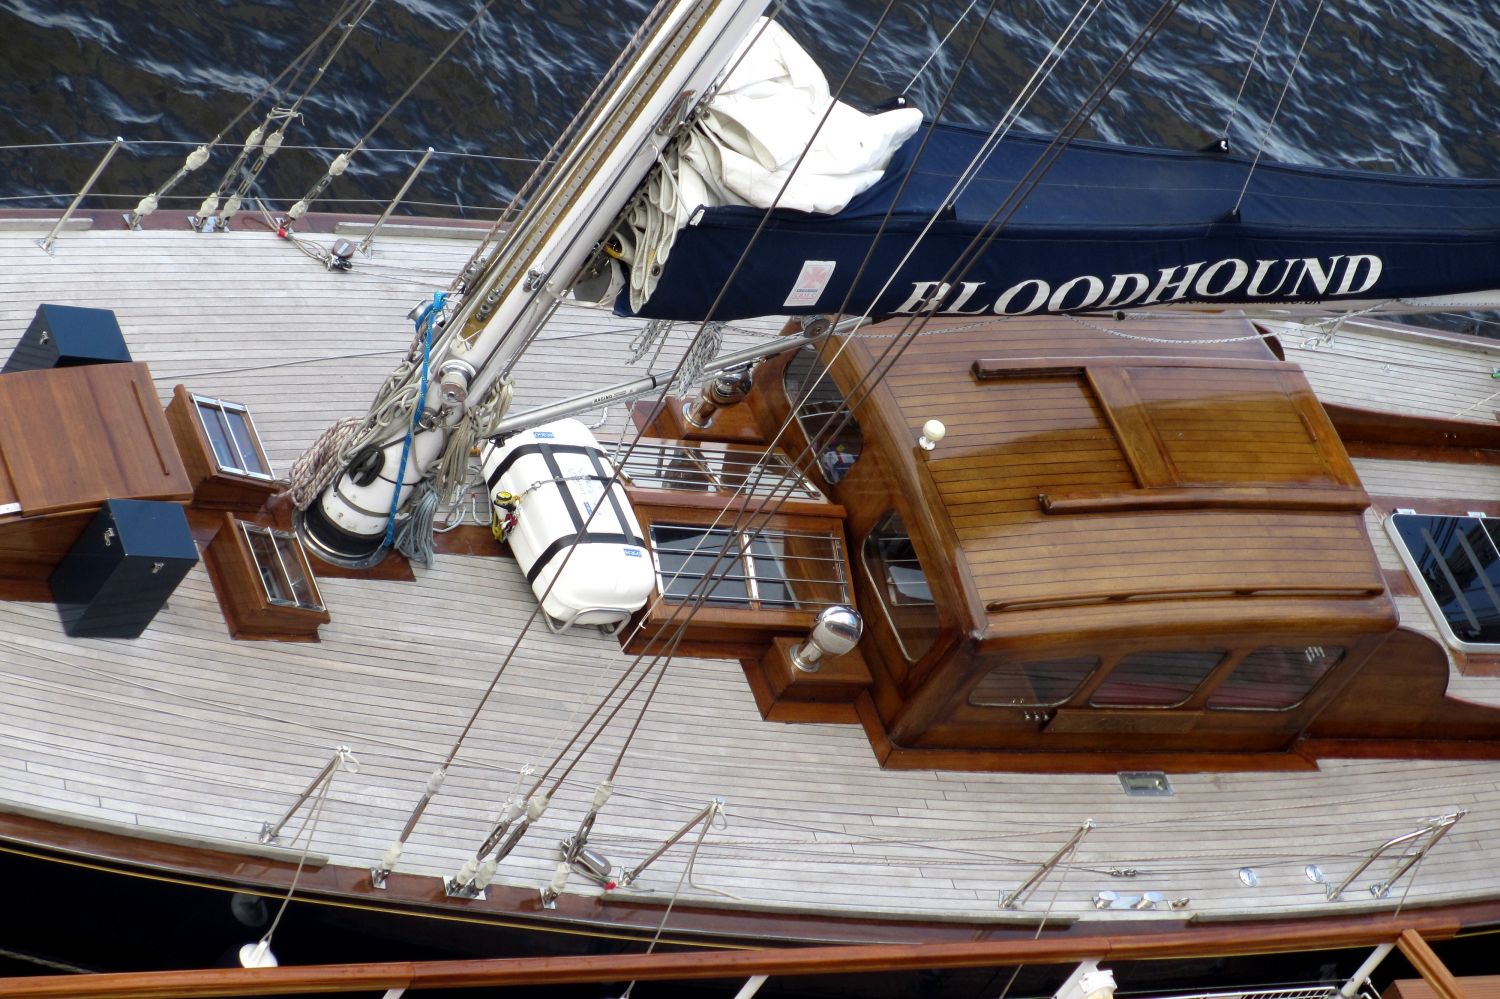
[792,606,863,673]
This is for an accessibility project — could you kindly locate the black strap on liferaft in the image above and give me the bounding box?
[488,440,646,584]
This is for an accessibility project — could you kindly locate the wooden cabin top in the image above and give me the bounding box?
[832,314,1393,647]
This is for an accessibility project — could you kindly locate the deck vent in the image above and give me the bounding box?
[1118,771,1173,797]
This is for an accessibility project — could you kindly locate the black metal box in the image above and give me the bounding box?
[3,304,132,374]
[50,499,199,638]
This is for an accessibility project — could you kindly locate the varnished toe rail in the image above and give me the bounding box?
[0,920,1470,999]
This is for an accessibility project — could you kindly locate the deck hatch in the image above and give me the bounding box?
[241,522,324,612]
[1118,771,1174,796]
[193,394,273,480]
[1388,512,1500,649]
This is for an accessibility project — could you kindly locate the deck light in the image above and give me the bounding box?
[918,419,945,450]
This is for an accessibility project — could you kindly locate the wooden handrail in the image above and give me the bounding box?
[1397,928,1468,999]
[987,582,1385,612]
[1038,485,1370,515]
[0,917,1462,999]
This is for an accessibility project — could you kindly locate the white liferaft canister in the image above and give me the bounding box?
[481,419,654,632]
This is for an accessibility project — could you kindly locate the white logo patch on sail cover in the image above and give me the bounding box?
[785,260,836,307]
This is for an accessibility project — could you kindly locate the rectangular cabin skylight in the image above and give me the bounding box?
[193,394,272,480]
[241,522,323,612]
[1387,512,1500,650]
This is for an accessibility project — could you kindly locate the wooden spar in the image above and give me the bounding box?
[1397,928,1469,999]
[0,918,1464,999]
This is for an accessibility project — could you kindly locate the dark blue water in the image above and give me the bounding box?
[0,0,1497,220]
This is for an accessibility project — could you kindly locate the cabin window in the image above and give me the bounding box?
[1089,650,1225,708]
[241,523,323,611]
[1388,512,1500,649]
[193,394,272,479]
[649,523,849,609]
[968,656,1099,708]
[1207,645,1344,710]
[783,345,862,484]
[862,511,940,662]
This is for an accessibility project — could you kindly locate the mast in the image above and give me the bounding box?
[297,0,770,565]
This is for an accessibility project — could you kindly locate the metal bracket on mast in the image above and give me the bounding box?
[1313,810,1465,900]
[1001,819,1094,909]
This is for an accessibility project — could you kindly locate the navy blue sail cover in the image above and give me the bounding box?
[619,119,1500,321]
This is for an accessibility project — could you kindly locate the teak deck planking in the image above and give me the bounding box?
[0,225,1496,933]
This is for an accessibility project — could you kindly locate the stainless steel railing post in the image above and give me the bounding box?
[37,137,123,254]
[359,146,435,256]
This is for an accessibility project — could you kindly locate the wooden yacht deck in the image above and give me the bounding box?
[1,222,1498,931]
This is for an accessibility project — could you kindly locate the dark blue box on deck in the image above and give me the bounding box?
[3,303,132,374]
[50,499,199,638]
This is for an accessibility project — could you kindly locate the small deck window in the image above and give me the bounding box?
[863,511,940,662]
[650,523,848,609]
[1089,650,1225,708]
[784,346,862,484]
[969,655,1099,707]
[194,394,272,479]
[1207,645,1343,710]
[1388,512,1500,650]
[242,522,323,611]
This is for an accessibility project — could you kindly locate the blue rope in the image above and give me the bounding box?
[383,291,447,550]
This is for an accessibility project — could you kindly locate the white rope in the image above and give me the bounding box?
[628,318,675,364]
[618,808,716,999]
[257,747,355,956]
[285,416,362,509]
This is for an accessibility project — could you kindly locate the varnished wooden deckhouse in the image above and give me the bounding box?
[638,312,1500,771]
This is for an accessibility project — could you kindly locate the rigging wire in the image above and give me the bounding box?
[517,0,1183,852]
[491,0,1182,886]
[904,0,986,93]
[282,0,507,226]
[367,0,799,868]
[446,0,679,291]
[1231,0,1326,218]
[499,0,904,815]
[206,0,377,223]
[1219,0,1282,145]
[129,0,369,222]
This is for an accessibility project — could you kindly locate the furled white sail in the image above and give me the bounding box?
[608,18,922,313]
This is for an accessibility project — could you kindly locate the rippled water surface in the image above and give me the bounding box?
[0,0,1497,217]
